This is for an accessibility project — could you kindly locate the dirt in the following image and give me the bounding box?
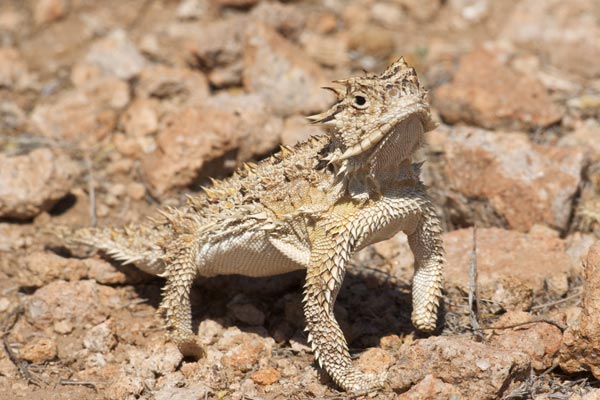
[1,0,600,399]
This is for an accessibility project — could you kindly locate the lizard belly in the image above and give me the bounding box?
[198,230,310,277]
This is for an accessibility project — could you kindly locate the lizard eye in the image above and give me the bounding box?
[352,94,368,109]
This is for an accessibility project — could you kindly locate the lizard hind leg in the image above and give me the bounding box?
[158,240,205,359]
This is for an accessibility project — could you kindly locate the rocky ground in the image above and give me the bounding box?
[1,0,600,399]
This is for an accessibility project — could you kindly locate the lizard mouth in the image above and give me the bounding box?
[330,108,431,162]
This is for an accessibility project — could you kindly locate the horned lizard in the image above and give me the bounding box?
[55,58,445,393]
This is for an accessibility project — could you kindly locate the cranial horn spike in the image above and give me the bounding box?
[332,79,351,87]
[321,86,345,100]
[306,111,336,125]
[306,113,323,122]
[279,144,292,155]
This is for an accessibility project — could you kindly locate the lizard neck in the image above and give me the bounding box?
[331,116,425,201]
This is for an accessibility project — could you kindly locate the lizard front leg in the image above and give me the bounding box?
[303,224,384,393]
[159,240,205,358]
[407,199,444,332]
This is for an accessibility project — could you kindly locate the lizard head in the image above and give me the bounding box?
[309,57,436,164]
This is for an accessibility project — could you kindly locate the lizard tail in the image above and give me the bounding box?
[49,224,166,275]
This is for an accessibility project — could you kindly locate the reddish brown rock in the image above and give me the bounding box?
[19,251,86,287]
[31,77,130,142]
[249,2,306,38]
[0,48,32,90]
[347,24,395,58]
[0,8,25,32]
[566,233,597,272]
[83,320,117,353]
[104,374,145,400]
[489,311,563,371]
[429,126,585,231]
[398,374,462,400]
[34,0,67,25]
[370,2,407,29]
[388,336,530,399]
[444,227,576,306]
[175,0,204,20]
[219,329,272,372]
[82,29,146,80]
[103,340,183,400]
[0,223,30,251]
[0,148,81,219]
[0,101,30,136]
[140,106,237,195]
[501,0,600,79]
[559,120,600,162]
[86,258,135,285]
[559,241,600,378]
[187,19,245,70]
[129,341,183,378]
[433,48,563,130]
[135,65,209,104]
[213,0,260,7]
[141,94,283,195]
[154,384,212,400]
[187,4,305,83]
[120,98,159,138]
[299,32,349,67]
[126,182,146,201]
[204,93,282,159]
[281,115,325,147]
[251,367,281,386]
[398,0,442,22]
[207,61,243,88]
[197,319,225,346]
[568,95,600,119]
[306,12,337,34]
[243,23,333,116]
[19,337,57,363]
[355,348,393,375]
[24,280,116,329]
[17,251,140,287]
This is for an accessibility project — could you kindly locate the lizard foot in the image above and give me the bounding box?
[337,369,387,393]
[412,310,437,333]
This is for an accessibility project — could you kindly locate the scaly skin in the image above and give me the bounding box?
[54,58,445,393]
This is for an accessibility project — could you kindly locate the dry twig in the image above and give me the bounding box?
[1,305,45,387]
[476,318,567,332]
[58,379,98,391]
[468,226,483,339]
[531,289,582,311]
[84,153,97,227]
